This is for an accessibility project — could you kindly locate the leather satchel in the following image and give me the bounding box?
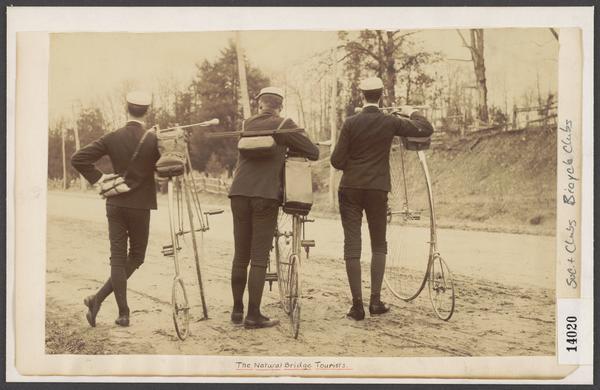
[283,156,313,216]
[237,118,290,159]
[98,130,151,198]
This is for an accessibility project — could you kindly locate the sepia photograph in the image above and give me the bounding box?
[6,6,593,382]
[45,28,558,356]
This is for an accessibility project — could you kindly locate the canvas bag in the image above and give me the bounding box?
[155,125,187,177]
[99,130,151,198]
[402,136,431,151]
[237,118,290,159]
[283,156,313,216]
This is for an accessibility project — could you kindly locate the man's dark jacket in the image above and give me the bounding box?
[228,111,320,201]
[71,121,160,210]
[330,106,433,192]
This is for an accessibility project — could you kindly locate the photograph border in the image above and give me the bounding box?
[5,4,595,384]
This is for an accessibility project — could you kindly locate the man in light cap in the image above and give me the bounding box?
[228,86,319,329]
[331,77,433,320]
[72,90,160,327]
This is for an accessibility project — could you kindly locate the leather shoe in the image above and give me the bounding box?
[369,301,390,315]
[83,295,101,327]
[346,304,365,321]
[244,314,280,329]
[114,314,130,327]
[231,311,244,325]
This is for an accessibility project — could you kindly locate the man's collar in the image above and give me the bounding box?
[259,108,278,115]
[126,118,145,127]
[361,104,380,113]
[363,103,379,108]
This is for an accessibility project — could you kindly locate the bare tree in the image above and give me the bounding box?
[340,30,418,106]
[457,29,489,123]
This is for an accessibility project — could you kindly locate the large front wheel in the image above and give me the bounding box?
[384,146,434,301]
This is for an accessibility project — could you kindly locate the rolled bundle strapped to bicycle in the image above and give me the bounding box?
[154,119,220,178]
[208,124,314,216]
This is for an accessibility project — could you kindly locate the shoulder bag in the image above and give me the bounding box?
[98,130,151,199]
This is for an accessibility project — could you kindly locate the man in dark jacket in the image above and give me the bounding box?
[71,91,160,327]
[330,77,433,321]
[228,87,319,329]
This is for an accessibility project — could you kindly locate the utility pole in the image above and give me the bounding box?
[61,127,67,190]
[73,126,85,190]
[235,31,251,119]
[71,102,86,190]
[328,49,338,209]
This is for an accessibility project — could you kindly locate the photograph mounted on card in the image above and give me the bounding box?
[7,6,593,383]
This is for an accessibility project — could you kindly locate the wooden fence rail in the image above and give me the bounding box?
[192,175,231,196]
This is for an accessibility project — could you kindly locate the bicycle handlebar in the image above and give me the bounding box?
[154,119,220,133]
[205,127,305,138]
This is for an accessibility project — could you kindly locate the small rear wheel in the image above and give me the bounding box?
[172,277,190,340]
[428,254,455,321]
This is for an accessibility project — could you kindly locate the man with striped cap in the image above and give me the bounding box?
[72,90,160,327]
[331,77,433,321]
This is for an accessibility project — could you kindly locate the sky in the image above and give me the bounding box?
[49,29,558,125]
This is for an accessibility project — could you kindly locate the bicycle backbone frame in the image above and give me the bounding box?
[155,120,223,340]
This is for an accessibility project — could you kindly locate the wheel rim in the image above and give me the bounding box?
[172,277,190,340]
[275,211,293,314]
[288,254,301,339]
[385,145,433,301]
[428,255,455,321]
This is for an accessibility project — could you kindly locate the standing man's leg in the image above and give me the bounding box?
[364,190,390,315]
[230,196,252,324]
[244,197,279,328]
[85,208,149,327]
[338,188,365,320]
[84,204,129,327]
[115,207,151,325]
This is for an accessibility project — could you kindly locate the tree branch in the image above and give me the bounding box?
[342,41,381,64]
[456,29,471,49]
[393,30,420,52]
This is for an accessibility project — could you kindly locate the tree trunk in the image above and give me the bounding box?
[457,29,489,124]
[329,54,338,209]
[470,29,489,123]
[384,31,397,106]
[235,31,251,119]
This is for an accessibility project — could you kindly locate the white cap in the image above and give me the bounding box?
[126,90,152,106]
[359,77,384,91]
[256,86,284,99]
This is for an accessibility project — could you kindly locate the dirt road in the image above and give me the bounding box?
[46,191,555,357]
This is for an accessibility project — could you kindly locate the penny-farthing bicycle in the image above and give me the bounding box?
[155,119,223,340]
[384,108,455,321]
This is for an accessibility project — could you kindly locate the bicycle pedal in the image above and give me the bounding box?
[265,272,278,282]
[162,245,174,256]
[301,240,315,248]
[204,209,224,216]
